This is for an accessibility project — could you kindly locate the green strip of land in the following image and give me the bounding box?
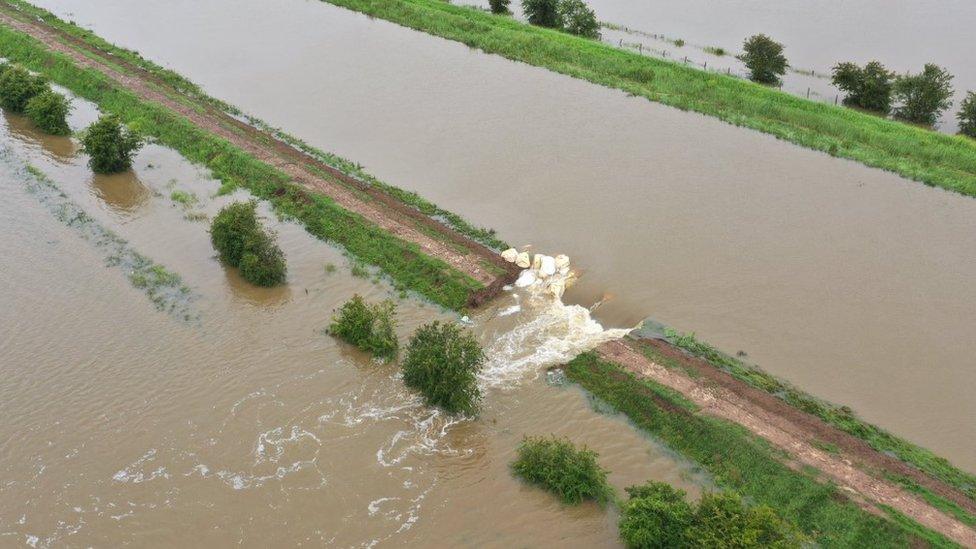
[564,351,959,548]
[0,17,483,310]
[322,0,976,198]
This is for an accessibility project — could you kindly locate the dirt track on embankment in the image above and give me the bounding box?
[597,337,976,547]
[0,5,517,307]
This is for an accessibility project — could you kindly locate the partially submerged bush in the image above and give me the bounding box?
[957,91,976,138]
[0,64,48,112]
[80,115,142,173]
[329,294,398,360]
[488,0,510,15]
[892,64,954,126]
[522,0,561,28]
[25,89,72,135]
[402,321,483,414]
[210,201,287,287]
[739,34,787,85]
[831,61,895,114]
[558,0,599,39]
[511,436,612,505]
[619,481,804,548]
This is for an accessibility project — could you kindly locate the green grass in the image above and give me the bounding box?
[169,189,197,207]
[320,0,976,198]
[0,17,482,310]
[563,352,959,548]
[662,329,976,501]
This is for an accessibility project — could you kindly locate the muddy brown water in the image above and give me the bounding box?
[0,93,707,546]
[24,0,976,473]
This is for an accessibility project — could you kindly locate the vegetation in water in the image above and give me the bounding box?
[739,34,788,85]
[563,352,958,547]
[619,481,805,548]
[80,115,142,174]
[329,294,398,361]
[956,91,976,138]
[510,435,613,505]
[831,61,895,114]
[488,0,510,15]
[402,321,484,414]
[892,64,955,126]
[169,189,198,207]
[0,63,47,112]
[210,201,287,287]
[704,46,726,56]
[24,88,72,135]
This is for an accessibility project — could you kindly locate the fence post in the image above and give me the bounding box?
[834,94,838,105]
[806,87,810,98]
[639,43,643,53]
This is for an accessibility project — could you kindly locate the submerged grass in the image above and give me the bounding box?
[563,352,958,548]
[319,0,976,198]
[0,17,482,310]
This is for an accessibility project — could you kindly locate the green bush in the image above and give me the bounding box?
[739,35,787,85]
[24,89,72,135]
[831,61,895,114]
[619,482,804,548]
[210,201,287,286]
[329,294,398,360]
[522,0,561,28]
[80,115,142,173]
[558,0,599,39]
[488,0,510,15]
[958,91,976,138]
[892,64,954,126]
[0,64,47,112]
[510,435,613,505]
[402,321,483,414]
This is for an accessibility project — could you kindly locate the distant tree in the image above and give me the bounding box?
[488,0,510,15]
[0,64,48,112]
[957,91,976,138]
[831,61,895,114]
[402,321,484,415]
[522,0,561,28]
[558,0,599,39]
[892,64,954,126]
[80,115,142,173]
[25,89,72,135]
[739,34,788,85]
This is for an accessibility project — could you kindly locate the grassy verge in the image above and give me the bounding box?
[0,21,482,310]
[0,0,507,251]
[563,352,958,548]
[320,0,976,198]
[663,329,976,502]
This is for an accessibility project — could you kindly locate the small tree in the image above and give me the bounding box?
[957,91,976,138]
[511,436,613,504]
[739,34,787,85]
[488,0,510,15]
[25,89,72,135]
[522,0,561,28]
[831,61,895,114]
[329,294,398,360]
[210,201,287,287]
[80,115,142,173]
[239,233,287,287]
[402,321,484,414]
[619,482,693,548]
[0,65,48,112]
[892,64,954,126]
[558,0,599,39]
[684,492,804,548]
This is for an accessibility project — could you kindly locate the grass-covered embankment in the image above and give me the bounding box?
[322,0,976,198]
[563,352,960,548]
[0,12,485,310]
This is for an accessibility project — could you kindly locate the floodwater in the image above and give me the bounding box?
[0,93,705,545]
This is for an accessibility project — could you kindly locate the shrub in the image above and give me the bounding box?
[488,0,510,15]
[329,294,398,360]
[831,61,895,114]
[558,0,599,39]
[402,321,484,414]
[0,64,48,112]
[511,435,613,505]
[80,115,142,173]
[892,64,954,126]
[24,89,72,135]
[619,482,693,548]
[210,201,287,286]
[957,91,976,138]
[739,34,787,85]
[522,0,561,28]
